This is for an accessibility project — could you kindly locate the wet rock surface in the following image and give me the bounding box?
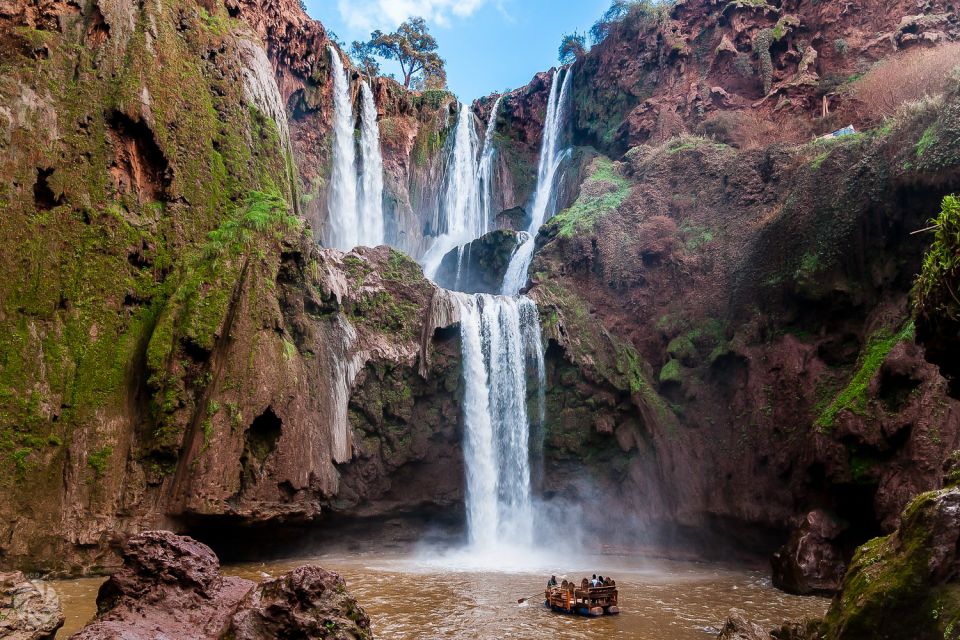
[0,571,64,640]
[227,566,372,640]
[717,609,769,640]
[72,531,371,640]
[772,510,847,596]
[434,229,521,294]
[821,487,960,640]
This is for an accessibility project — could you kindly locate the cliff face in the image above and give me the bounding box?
[1,0,958,581]
[525,68,960,565]
[568,0,959,153]
[0,0,470,573]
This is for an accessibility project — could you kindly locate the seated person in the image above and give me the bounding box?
[547,575,558,588]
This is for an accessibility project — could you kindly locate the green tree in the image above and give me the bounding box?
[558,32,587,64]
[367,17,446,90]
[350,40,380,78]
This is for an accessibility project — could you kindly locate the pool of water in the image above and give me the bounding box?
[52,551,828,639]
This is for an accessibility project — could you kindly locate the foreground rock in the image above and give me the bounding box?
[717,609,768,640]
[772,510,847,596]
[228,566,371,639]
[0,572,63,640]
[820,487,960,640]
[73,531,371,640]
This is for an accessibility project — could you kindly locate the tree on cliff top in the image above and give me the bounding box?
[559,32,587,64]
[590,0,673,45]
[365,17,446,90]
[350,41,380,78]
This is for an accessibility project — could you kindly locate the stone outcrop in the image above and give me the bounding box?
[563,0,959,154]
[227,566,371,640]
[0,572,63,640]
[73,531,371,640]
[789,487,960,640]
[434,229,521,294]
[771,510,847,595]
[717,609,769,640]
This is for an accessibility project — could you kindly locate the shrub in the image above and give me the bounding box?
[914,195,960,324]
[702,110,808,149]
[590,0,674,46]
[559,32,587,64]
[852,43,960,122]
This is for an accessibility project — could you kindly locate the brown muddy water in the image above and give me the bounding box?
[53,552,828,639]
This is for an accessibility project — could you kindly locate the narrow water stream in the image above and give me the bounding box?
[52,553,828,639]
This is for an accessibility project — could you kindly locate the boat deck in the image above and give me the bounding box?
[544,582,620,617]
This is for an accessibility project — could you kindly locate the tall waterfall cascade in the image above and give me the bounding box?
[358,81,386,247]
[454,293,546,554]
[423,94,562,562]
[325,47,386,251]
[502,68,574,296]
[421,104,484,279]
[478,96,503,228]
[325,46,359,251]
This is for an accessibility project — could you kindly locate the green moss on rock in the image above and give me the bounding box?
[822,488,960,640]
[815,321,915,430]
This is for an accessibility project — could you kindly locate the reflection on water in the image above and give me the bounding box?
[53,552,827,639]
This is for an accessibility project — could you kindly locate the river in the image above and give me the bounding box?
[53,551,828,639]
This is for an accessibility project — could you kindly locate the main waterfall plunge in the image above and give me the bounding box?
[431,69,573,563]
[322,51,574,561]
[456,294,546,552]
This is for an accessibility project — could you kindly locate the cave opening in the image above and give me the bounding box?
[107,111,172,203]
[33,167,63,211]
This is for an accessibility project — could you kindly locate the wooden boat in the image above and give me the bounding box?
[544,579,620,617]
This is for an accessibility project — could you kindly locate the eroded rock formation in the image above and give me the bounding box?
[0,571,63,640]
[72,530,371,640]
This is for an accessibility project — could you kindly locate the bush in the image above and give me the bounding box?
[852,43,960,122]
[915,195,960,323]
[702,110,808,149]
[559,32,587,64]
[590,0,674,46]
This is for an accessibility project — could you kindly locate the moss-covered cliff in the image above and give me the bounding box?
[0,0,468,573]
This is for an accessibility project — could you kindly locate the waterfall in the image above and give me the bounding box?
[478,96,503,228]
[324,46,387,250]
[358,81,386,247]
[455,293,545,552]
[421,104,483,279]
[502,68,574,295]
[326,45,359,251]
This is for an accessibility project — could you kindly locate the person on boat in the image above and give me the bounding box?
[603,576,612,586]
[547,575,557,588]
[598,575,605,586]
[590,574,599,587]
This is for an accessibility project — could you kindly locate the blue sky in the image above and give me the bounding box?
[305,0,612,101]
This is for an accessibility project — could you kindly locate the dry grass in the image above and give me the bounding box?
[852,43,960,122]
[702,110,810,149]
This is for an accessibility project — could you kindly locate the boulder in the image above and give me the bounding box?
[227,566,372,639]
[434,229,521,294]
[717,609,769,640]
[0,572,64,640]
[821,487,960,640]
[72,531,372,640]
[771,509,847,595]
[495,206,531,232]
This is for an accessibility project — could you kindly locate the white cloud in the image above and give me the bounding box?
[336,0,490,34]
